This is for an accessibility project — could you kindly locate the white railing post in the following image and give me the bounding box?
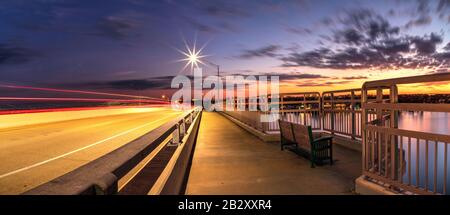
[330,93,335,135]
[169,122,182,146]
[351,90,356,140]
[389,85,399,180]
[361,86,368,173]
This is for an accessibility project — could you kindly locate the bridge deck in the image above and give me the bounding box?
[186,112,361,195]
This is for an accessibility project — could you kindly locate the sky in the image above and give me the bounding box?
[1,0,450,96]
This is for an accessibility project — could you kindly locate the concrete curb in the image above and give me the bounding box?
[355,176,398,195]
[218,112,279,142]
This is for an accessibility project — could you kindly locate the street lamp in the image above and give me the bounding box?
[203,60,220,106]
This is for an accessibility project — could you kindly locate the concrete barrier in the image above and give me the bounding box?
[149,111,202,195]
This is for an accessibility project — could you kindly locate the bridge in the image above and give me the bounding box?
[0,73,449,195]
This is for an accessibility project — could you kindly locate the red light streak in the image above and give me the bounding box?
[0,84,170,114]
[0,97,168,103]
[0,105,168,115]
[0,84,164,101]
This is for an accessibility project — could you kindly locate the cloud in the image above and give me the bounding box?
[404,15,432,29]
[370,37,410,55]
[341,76,368,80]
[202,4,249,18]
[320,17,334,26]
[239,45,282,59]
[296,80,352,87]
[434,0,450,21]
[184,17,218,33]
[216,71,327,81]
[225,69,255,75]
[259,72,328,81]
[388,9,396,16]
[444,42,450,50]
[182,16,240,33]
[107,78,170,90]
[296,82,329,87]
[428,68,450,74]
[416,0,430,14]
[217,22,241,32]
[171,0,254,34]
[0,43,37,65]
[285,27,312,35]
[334,29,364,45]
[437,0,450,12]
[411,33,443,54]
[84,76,177,90]
[434,51,450,62]
[281,37,449,70]
[93,16,138,40]
[280,9,450,71]
[336,9,400,41]
[194,0,251,18]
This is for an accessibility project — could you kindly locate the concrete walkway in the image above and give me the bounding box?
[185,112,361,195]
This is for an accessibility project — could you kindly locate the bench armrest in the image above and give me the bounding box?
[312,136,332,143]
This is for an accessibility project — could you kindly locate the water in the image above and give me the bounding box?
[399,112,450,135]
[397,112,450,193]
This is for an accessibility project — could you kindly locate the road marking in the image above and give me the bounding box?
[0,112,181,179]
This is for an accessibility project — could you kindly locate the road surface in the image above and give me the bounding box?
[0,107,182,194]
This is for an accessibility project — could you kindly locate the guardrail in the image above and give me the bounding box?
[24,107,202,195]
[361,73,450,195]
[276,92,321,131]
[223,90,371,138]
[322,89,362,139]
[221,89,390,141]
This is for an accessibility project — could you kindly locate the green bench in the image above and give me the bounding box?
[278,120,333,167]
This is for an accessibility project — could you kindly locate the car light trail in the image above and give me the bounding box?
[0,104,167,115]
[0,84,170,114]
[0,84,164,101]
[0,97,168,103]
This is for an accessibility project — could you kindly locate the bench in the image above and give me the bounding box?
[279,120,333,167]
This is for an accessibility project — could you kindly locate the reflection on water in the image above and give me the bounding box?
[398,112,450,194]
[399,112,450,135]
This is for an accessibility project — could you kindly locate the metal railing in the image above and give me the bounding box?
[361,73,450,195]
[223,90,367,137]
[24,107,202,195]
[322,89,362,139]
[277,92,321,131]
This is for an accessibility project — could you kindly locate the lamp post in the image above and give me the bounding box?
[205,61,220,108]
